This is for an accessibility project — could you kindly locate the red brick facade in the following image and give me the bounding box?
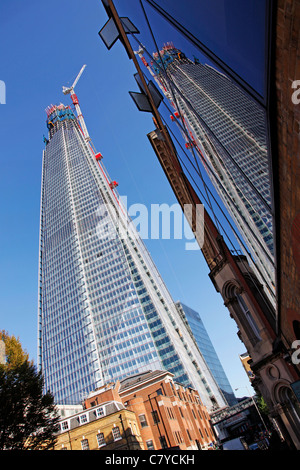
[84,370,216,450]
[274,0,300,358]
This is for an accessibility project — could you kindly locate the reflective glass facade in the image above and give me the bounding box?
[38,104,227,410]
[176,302,237,407]
[144,0,268,98]
[148,47,275,304]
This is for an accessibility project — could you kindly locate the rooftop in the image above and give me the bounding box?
[55,399,127,434]
[119,369,172,393]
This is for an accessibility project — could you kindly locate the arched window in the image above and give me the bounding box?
[236,294,261,341]
[243,273,276,332]
[223,281,261,346]
[276,385,300,443]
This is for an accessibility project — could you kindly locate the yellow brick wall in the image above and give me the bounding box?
[54,409,144,450]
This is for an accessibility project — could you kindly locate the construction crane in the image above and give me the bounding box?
[62,64,90,141]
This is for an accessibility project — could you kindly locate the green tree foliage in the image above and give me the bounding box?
[0,331,59,450]
[256,394,269,416]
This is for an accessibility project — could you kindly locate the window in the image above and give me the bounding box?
[174,431,183,444]
[97,432,106,448]
[146,440,155,450]
[96,407,104,418]
[224,281,262,346]
[151,410,160,424]
[236,294,261,341]
[159,436,168,449]
[139,414,148,428]
[195,439,201,450]
[80,414,88,424]
[168,407,175,419]
[61,421,69,431]
[112,426,122,441]
[81,438,89,450]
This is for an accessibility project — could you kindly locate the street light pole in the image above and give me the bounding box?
[235,386,269,434]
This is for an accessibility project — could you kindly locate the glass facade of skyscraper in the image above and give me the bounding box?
[147,46,275,305]
[38,103,227,410]
[143,0,268,98]
[176,302,237,407]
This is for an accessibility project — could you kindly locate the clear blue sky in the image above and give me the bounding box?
[0,0,266,398]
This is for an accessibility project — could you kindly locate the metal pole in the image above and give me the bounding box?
[236,386,269,434]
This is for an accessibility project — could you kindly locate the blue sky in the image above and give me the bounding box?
[0,0,266,398]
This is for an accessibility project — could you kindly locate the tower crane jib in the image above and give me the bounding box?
[62,64,90,142]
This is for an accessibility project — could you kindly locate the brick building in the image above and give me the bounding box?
[273,0,300,369]
[143,2,300,449]
[84,370,216,450]
[98,0,300,450]
[54,399,144,450]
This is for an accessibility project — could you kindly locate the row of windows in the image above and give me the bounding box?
[177,106,274,281]
[174,92,270,200]
[122,244,194,388]
[41,115,204,404]
[78,427,122,450]
[138,397,206,429]
[107,351,160,377]
[61,408,105,433]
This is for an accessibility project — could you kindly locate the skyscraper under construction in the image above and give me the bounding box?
[37,70,227,410]
[137,44,275,305]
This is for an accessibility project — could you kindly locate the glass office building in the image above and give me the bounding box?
[38,103,227,409]
[176,302,237,407]
[148,45,275,304]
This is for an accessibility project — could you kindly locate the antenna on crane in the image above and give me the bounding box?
[62,64,90,141]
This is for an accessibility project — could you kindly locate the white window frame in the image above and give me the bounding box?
[112,426,122,441]
[61,420,69,431]
[97,432,106,448]
[81,438,89,450]
[139,413,148,428]
[96,407,104,418]
[80,414,88,424]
